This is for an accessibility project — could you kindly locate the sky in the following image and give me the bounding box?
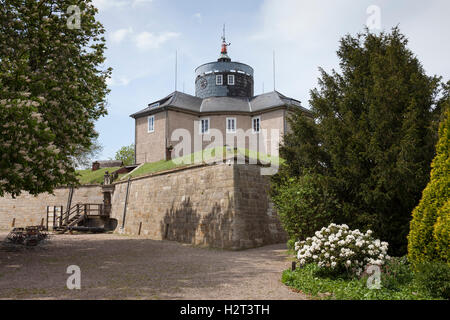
[92,0,450,160]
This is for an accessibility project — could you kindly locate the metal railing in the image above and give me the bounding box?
[51,203,109,230]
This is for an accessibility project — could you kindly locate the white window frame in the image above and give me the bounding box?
[199,117,210,134]
[148,115,155,133]
[216,74,223,86]
[252,116,261,134]
[226,117,237,133]
[228,74,235,85]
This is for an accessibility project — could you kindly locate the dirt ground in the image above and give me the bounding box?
[0,231,307,300]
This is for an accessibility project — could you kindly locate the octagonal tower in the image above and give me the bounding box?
[195,30,254,99]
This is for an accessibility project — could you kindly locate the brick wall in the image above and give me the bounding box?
[0,185,103,230]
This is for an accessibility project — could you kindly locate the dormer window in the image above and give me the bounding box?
[216,74,223,86]
[228,74,235,85]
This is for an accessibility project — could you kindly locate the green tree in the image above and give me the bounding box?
[408,83,449,266]
[71,135,103,170]
[271,173,340,241]
[273,28,442,255]
[115,144,135,166]
[0,0,111,197]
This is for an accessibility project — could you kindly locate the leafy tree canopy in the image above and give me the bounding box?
[71,135,103,170]
[0,0,111,197]
[115,144,135,166]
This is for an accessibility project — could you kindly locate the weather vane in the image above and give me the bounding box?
[221,24,231,54]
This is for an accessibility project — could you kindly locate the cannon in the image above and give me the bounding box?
[6,226,48,246]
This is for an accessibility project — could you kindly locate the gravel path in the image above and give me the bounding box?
[0,231,307,300]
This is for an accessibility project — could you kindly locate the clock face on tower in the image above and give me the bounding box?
[200,78,208,89]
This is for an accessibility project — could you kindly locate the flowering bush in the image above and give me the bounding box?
[295,223,390,276]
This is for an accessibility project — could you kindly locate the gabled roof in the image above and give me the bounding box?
[130,91,309,118]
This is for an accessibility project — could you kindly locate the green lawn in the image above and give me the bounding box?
[76,147,283,184]
[125,147,232,179]
[123,147,283,180]
[76,167,120,185]
[282,263,441,300]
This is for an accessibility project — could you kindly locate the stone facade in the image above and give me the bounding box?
[135,109,288,163]
[0,185,103,230]
[135,111,167,164]
[110,162,287,250]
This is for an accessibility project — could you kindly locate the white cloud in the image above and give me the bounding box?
[134,31,180,50]
[252,0,351,44]
[132,0,153,7]
[92,0,152,11]
[106,75,131,87]
[193,13,202,23]
[92,0,128,11]
[248,0,363,105]
[110,27,134,44]
[250,0,450,108]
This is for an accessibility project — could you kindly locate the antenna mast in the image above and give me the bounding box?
[273,50,276,91]
[175,50,178,91]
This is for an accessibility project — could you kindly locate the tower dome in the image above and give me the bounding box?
[195,28,254,99]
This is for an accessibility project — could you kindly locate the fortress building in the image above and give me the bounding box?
[0,31,304,249]
[130,31,310,164]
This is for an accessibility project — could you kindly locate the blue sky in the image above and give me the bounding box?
[92,0,450,160]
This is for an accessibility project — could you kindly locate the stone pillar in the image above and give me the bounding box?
[101,185,115,216]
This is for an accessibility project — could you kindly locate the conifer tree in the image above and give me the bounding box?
[274,28,442,255]
[408,83,449,265]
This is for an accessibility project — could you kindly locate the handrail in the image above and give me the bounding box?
[54,203,108,229]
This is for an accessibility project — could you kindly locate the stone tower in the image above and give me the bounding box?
[194,27,254,99]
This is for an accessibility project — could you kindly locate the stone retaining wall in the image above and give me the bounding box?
[110,163,287,250]
[0,185,103,230]
[0,163,287,250]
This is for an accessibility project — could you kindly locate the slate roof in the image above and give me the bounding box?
[200,96,250,113]
[130,91,309,119]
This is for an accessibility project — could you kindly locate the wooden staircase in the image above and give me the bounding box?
[49,203,108,233]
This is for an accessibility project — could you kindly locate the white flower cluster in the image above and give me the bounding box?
[295,223,390,276]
